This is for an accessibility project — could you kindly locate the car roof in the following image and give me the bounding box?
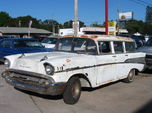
[63,35,134,42]
[0,38,36,41]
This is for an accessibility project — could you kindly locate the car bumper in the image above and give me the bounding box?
[145,55,152,69]
[1,69,66,95]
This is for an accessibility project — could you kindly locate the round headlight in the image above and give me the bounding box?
[45,64,54,75]
[4,59,10,68]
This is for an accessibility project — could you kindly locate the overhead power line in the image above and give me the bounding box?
[129,0,152,7]
[137,0,152,6]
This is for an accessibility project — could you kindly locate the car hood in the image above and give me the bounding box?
[8,51,96,74]
[137,46,152,55]
[18,51,81,62]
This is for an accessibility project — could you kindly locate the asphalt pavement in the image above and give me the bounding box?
[0,64,152,113]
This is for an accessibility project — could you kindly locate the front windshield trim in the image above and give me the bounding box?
[55,37,98,55]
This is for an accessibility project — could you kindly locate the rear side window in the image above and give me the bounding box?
[125,42,136,52]
[98,41,111,54]
[113,41,124,53]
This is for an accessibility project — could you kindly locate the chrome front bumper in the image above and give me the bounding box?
[2,69,66,95]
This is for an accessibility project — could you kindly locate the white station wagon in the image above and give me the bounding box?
[2,35,145,104]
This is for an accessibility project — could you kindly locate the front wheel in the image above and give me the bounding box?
[63,77,81,105]
[123,69,135,83]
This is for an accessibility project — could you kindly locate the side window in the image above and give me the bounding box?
[74,38,97,54]
[86,39,97,54]
[98,41,111,54]
[74,38,87,52]
[57,38,73,51]
[113,41,124,53]
[0,40,12,48]
[125,42,136,52]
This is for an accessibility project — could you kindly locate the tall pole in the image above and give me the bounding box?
[74,0,78,36]
[105,0,109,35]
[117,8,120,34]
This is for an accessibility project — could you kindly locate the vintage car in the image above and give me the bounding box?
[137,38,152,70]
[2,35,145,104]
[0,38,52,62]
[41,37,59,48]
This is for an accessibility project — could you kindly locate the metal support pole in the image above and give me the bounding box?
[105,0,109,35]
[117,9,120,34]
[74,0,78,36]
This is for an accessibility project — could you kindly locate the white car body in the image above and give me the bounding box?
[41,43,55,48]
[2,35,146,104]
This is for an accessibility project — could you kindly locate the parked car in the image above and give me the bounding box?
[117,34,146,48]
[2,35,145,104]
[137,38,152,70]
[0,38,52,62]
[41,37,59,48]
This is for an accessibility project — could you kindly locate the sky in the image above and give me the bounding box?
[0,0,151,25]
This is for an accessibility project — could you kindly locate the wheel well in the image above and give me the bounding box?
[133,68,139,75]
[69,74,92,87]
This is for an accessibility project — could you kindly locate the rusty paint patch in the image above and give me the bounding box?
[80,35,89,38]
[63,35,75,38]
[117,36,133,41]
[66,59,71,63]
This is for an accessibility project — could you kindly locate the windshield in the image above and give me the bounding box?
[42,38,58,44]
[14,40,44,48]
[55,38,97,54]
[146,39,152,46]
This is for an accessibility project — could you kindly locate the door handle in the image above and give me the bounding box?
[112,55,116,57]
[125,55,128,56]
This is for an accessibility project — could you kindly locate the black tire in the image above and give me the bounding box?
[123,69,135,83]
[63,77,81,105]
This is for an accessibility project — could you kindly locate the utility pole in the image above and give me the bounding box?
[74,0,78,36]
[117,8,120,34]
[105,0,109,35]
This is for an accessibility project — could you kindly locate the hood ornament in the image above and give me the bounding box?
[18,53,25,59]
[40,56,48,62]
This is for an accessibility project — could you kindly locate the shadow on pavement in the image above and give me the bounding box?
[143,69,152,74]
[15,87,63,100]
[82,80,120,92]
[134,100,152,113]
[0,61,4,65]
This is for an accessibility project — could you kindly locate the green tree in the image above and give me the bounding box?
[0,11,12,27]
[63,20,85,28]
[40,19,60,33]
[90,21,104,27]
[126,20,152,35]
[16,15,40,28]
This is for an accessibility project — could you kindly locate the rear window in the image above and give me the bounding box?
[0,40,12,48]
[14,40,43,48]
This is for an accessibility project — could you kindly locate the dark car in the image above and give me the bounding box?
[0,38,52,61]
[117,34,146,48]
[137,38,152,70]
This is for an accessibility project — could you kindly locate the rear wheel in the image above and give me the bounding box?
[123,69,135,83]
[63,77,81,105]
